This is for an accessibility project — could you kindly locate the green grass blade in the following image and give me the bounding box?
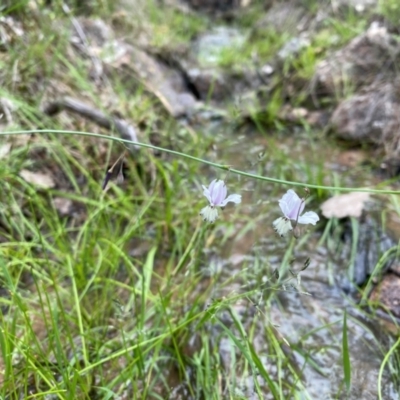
[342,310,351,392]
[378,336,400,400]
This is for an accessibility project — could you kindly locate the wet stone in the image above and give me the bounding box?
[336,214,400,322]
[369,273,400,318]
[350,216,394,286]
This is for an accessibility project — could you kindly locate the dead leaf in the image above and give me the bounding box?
[320,192,370,219]
[20,169,55,189]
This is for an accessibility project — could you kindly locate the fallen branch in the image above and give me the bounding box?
[43,96,139,149]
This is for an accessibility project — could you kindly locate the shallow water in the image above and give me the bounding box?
[199,129,400,399]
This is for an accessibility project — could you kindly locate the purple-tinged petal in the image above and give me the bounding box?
[278,190,298,216]
[210,180,227,206]
[278,190,296,214]
[297,211,319,225]
[220,193,241,207]
[279,190,305,220]
[202,185,212,203]
[277,194,290,216]
[208,179,218,195]
[287,199,305,220]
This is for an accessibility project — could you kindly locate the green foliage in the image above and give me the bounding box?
[379,0,400,26]
[0,0,29,14]
[342,311,351,392]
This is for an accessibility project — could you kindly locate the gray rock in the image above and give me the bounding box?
[331,80,400,144]
[185,27,251,101]
[186,68,229,100]
[313,24,400,96]
[193,26,246,67]
[278,36,310,60]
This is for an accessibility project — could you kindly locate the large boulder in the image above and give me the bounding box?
[313,24,400,96]
[330,79,400,166]
[330,80,400,144]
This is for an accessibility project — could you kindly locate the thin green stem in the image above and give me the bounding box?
[378,335,400,400]
[2,129,400,194]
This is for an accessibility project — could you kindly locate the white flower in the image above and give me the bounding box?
[273,189,319,236]
[200,179,241,223]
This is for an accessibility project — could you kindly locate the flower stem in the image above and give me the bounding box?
[1,129,399,194]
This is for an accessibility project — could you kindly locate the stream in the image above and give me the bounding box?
[193,128,400,399]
